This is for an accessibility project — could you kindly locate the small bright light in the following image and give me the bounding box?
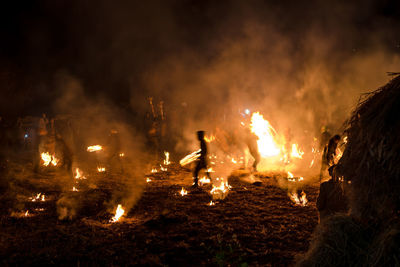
[24,134,28,138]
[244,109,250,115]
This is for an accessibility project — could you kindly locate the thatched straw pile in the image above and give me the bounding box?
[338,73,400,221]
[298,74,400,266]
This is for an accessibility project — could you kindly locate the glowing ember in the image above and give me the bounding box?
[110,204,125,223]
[72,186,79,192]
[291,144,304,159]
[199,176,211,185]
[41,194,45,201]
[151,168,157,173]
[146,178,151,183]
[119,153,125,157]
[41,152,59,166]
[209,201,215,206]
[87,145,103,152]
[24,210,29,217]
[288,190,308,206]
[75,168,86,179]
[97,166,106,172]
[250,112,280,157]
[179,149,201,166]
[163,151,170,165]
[180,187,188,196]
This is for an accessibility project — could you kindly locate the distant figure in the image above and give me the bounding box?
[320,134,340,180]
[317,165,348,222]
[245,127,260,172]
[38,113,49,136]
[319,126,331,151]
[56,134,73,177]
[193,131,212,188]
[324,135,341,166]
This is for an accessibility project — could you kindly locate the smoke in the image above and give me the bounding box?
[134,0,400,177]
[52,72,147,220]
[0,0,399,182]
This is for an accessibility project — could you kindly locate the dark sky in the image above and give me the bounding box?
[0,0,399,119]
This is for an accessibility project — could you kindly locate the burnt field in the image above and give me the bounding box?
[0,163,319,266]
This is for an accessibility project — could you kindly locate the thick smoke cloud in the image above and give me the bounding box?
[0,0,399,157]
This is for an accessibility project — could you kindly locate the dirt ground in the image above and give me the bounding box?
[0,162,319,266]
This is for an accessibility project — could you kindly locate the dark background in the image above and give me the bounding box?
[0,0,399,122]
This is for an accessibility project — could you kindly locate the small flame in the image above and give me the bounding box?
[335,148,343,163]
[231,158,237,164]
[291,144,304,159]
[41,194,45,201]
[180,187,188,196]
[75,168,86,179]
[41,152,59,166]
[87,145,103,152]
[160,165,167,171]
[210,179,231,200]
[309,159,315,168]
[24,210,29,217]
[110,204,125,222]
[209,201,215,206]
[146,178,151,183]
[199,176,211,185]
[163,151,171,165]
[97,166,106,172]
[31,193,43,202]
[288,190,308,206]
[119,153,125,157]
[151,168,158,173]
[204,135,216,143]
[72,186,79,192]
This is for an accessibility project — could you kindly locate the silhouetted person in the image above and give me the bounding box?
[56,134,73,177]
[319,126,331,151]
[317,165,348,222]
[324,134,341,166]
[193,131,212,188]
[245,127,260,172]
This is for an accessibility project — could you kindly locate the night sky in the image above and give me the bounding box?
[0,0,399,121]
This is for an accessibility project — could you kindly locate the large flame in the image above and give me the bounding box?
[110,204,125,222]
[250,112,280,157]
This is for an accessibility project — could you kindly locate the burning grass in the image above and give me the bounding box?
[0,163,319,266]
